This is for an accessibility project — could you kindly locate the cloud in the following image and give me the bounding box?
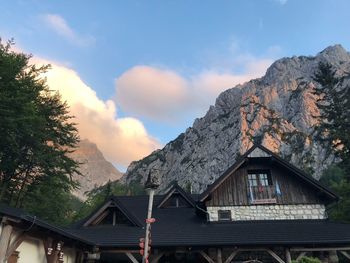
[115,66,191,122]
[114,53,274,122]
[41,14,95,47]
[32,57,160,167]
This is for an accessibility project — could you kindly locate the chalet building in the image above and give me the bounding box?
[1,145,350,263]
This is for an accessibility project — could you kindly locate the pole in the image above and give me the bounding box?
[142,188,155,263]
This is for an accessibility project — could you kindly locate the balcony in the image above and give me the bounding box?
[248,185,277,204]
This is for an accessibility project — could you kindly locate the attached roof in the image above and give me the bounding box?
[199,144,338,202]
[157,182,196,208]
[81,196,143,227]
[69,198,350,247]
[0,203,94,246]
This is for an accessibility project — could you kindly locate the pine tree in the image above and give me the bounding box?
[313,62,350,221]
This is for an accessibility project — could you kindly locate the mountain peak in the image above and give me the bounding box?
[122,45,350,193]
[317,44,350,64]
[319,44,348,56]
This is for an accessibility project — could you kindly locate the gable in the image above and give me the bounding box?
[206,159,327,206]
[248,147,272,158]
[83,198,142,227]
[157,183,195,208]
[200,144,338,203]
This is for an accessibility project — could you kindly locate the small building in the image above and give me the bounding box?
[1,145,350,262]
[0,204,94,263]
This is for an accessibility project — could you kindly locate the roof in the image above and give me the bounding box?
[157,182,196,208]
[81,197,143,227]
[68,195,350,248]
[0,203,94,246]
[199,144,338,202]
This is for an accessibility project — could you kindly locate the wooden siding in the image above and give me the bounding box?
[206,161,323,206]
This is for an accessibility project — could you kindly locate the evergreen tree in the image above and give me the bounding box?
[313,62,350,179]
[0,39,80,221]
[313,62,350,221]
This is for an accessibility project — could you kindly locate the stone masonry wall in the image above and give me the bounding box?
[207,204,326,221]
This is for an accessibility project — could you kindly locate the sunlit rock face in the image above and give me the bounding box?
[122,45,350,193]
[69,139,123,199]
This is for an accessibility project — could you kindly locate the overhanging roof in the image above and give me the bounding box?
[199,144,338,202]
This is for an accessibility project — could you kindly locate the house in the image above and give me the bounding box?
[0,204,94,263]
[1,145,350,263]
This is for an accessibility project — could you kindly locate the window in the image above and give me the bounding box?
[162,193,192,208]
[247,170,272,187]
[247,170,276,204]
[93,207,133,226]
[218,210,231,221]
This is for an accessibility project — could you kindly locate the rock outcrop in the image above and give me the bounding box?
[69,139,122,199]
[122,45,350,193]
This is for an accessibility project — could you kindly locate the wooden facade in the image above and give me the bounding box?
[206,159,323,206]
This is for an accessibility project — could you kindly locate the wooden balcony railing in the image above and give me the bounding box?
[248,185,277,204]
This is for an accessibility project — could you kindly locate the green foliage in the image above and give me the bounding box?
[74,180,145,221]
[21,175,83,225]
[313,62,350,222]
[0,39,80,223]
[291,256,321,263]
[313,62,350,180]
[320,164,350,222]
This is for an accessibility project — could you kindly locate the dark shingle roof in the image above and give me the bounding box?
[67,196,350,248]
[0,203,94,245]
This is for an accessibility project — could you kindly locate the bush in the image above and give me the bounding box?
[292,256,321,263]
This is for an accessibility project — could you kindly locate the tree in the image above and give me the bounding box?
[0,39,80,215]
[74,180,145,221]
[313,62,350,179]
[313,62,350,221]
[291,256,321,263]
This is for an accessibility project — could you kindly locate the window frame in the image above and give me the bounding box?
[247,170,273,187]
[218,210,232,221]
[247,169,276,204]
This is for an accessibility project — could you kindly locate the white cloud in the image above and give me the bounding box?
[41,14,95,47]
[114,52,274,121]
[32,57,160,167]
[115,66,191,122]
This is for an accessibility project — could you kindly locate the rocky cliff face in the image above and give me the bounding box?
[69,139,123,199]
[122,45,350,193]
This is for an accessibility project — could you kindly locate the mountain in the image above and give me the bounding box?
[69,139,123,199]
[121,45,350,193]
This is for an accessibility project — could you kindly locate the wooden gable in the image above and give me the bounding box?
[157,183,195,208]
[200,145,338,206]
[83,198,142,227]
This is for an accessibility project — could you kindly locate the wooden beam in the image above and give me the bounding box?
[151,252,165,263]
[340,251,350,260]
[285,248,292,263]
[266,249,286,263]
[199,251,215,263]
[5,233,26,260]
[291,247,350,252]
[103,249,140,253]
[0,224,13,262]
[217,248,223,263]
[224,249,239,263]
[125,252,139,263]
[296,252,307,261]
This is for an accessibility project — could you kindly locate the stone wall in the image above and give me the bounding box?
[207,204,326,221]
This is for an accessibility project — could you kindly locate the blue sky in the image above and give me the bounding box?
[1,0,350,170]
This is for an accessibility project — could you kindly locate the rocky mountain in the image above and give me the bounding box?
[122,45,350,193]
[69,139,123,199]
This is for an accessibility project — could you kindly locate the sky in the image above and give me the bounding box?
[1,0,350,171]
